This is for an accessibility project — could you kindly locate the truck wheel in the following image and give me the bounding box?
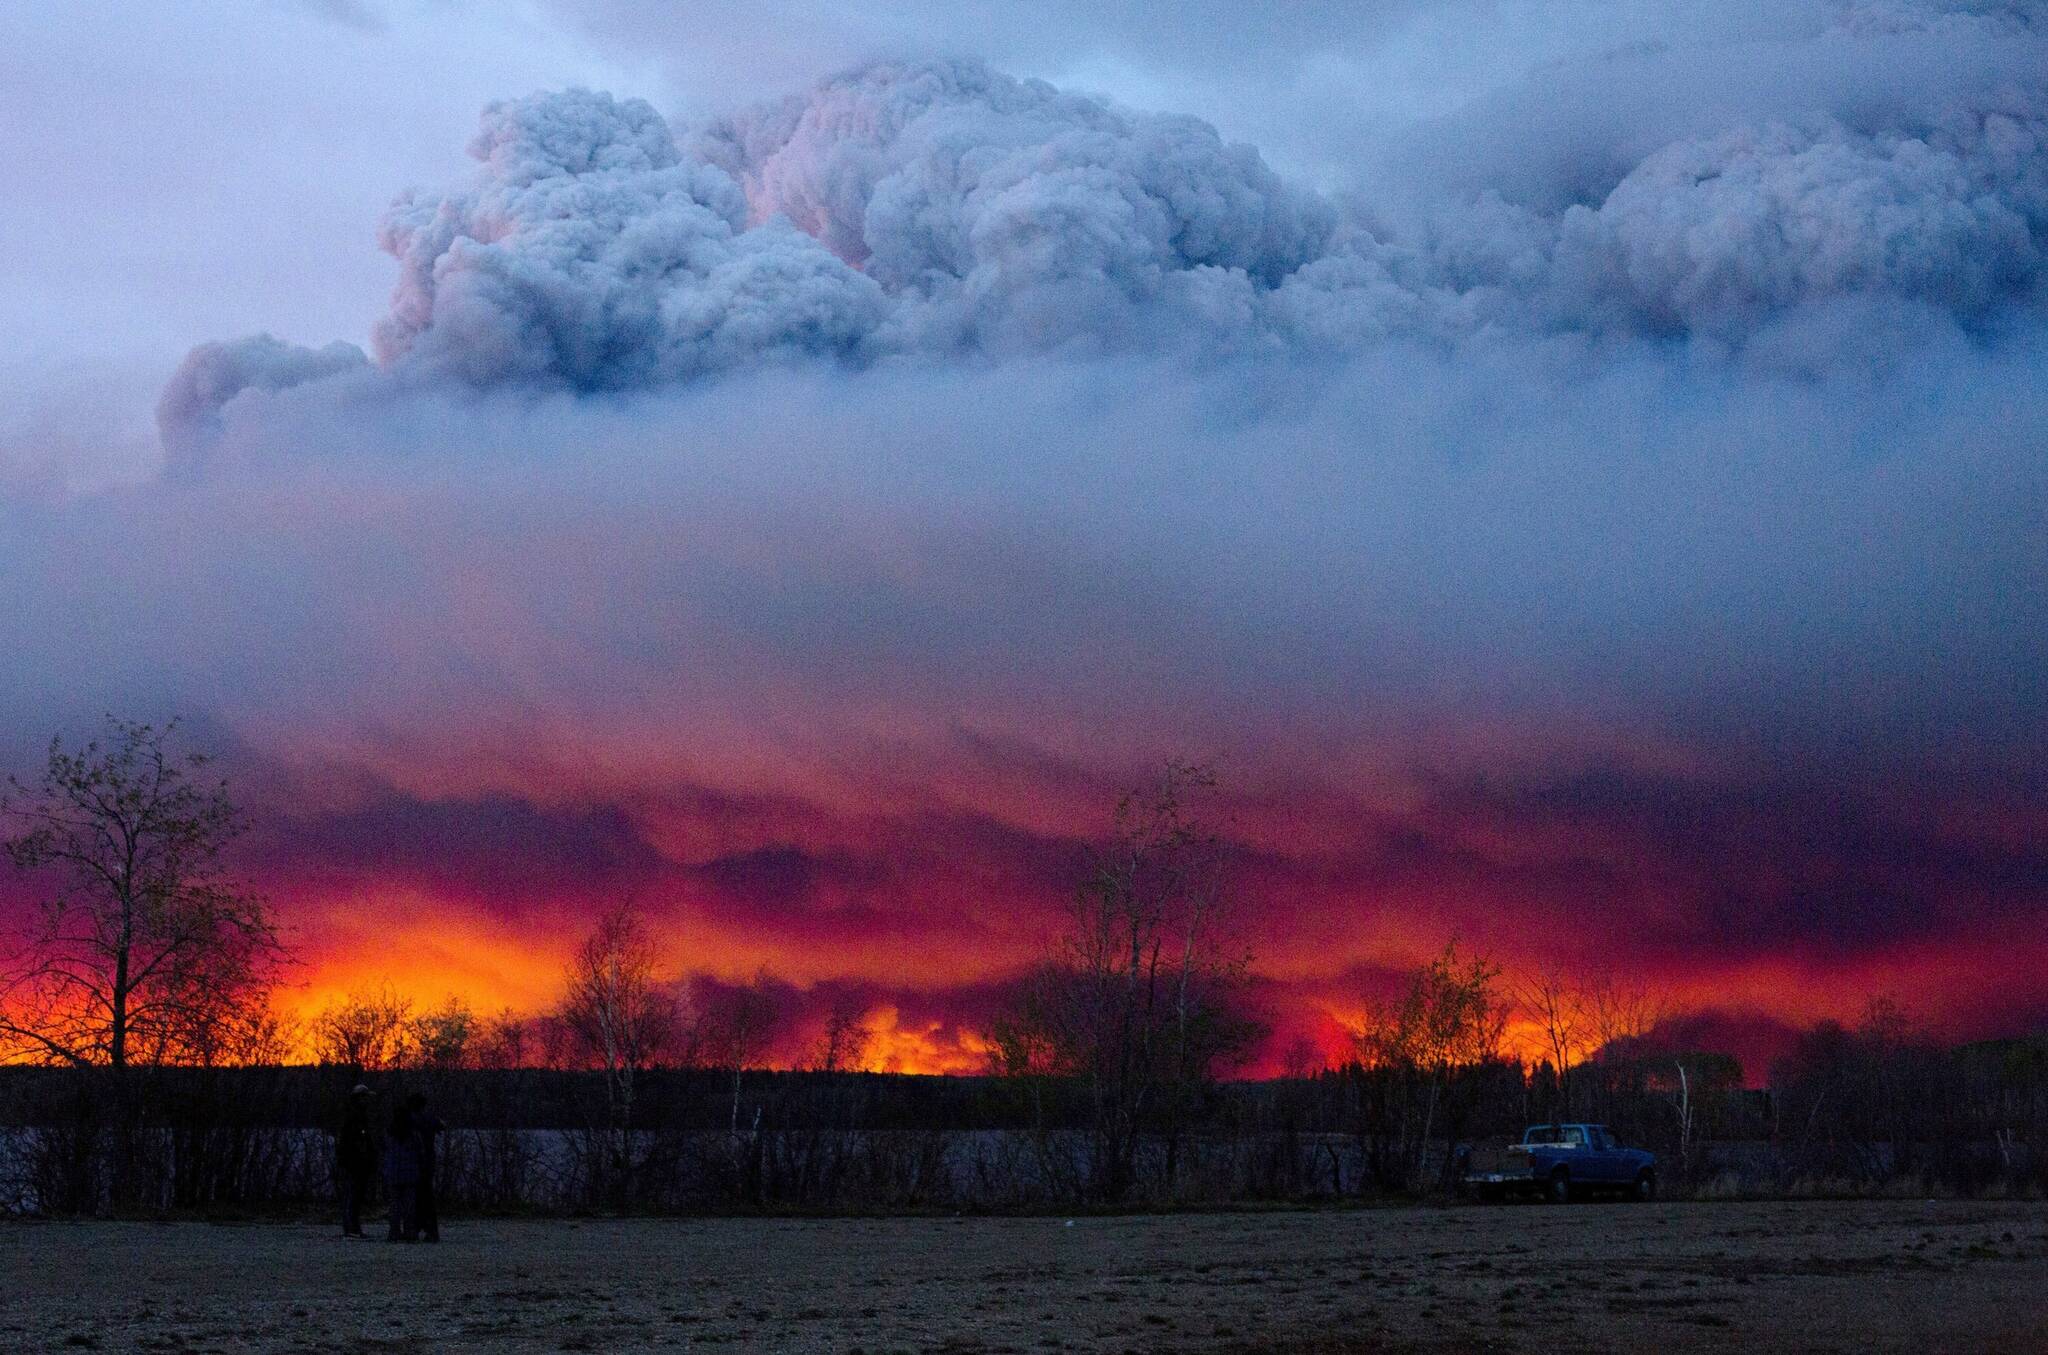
[1633,1170,1656,1202]
[1546,1170,1570,1204]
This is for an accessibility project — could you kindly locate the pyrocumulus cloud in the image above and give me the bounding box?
[161,1,2046,465]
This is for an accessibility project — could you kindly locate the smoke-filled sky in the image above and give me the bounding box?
[4,0,2047,1075]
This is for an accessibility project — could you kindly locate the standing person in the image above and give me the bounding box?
[335,1085,375,1238]
[382,1100,422,1242]
[407,1092,444,1243]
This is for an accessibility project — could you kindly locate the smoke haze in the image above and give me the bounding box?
[5,0,2046,1069]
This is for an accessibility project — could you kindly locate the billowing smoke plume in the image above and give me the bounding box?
[159,0,2047,465]
[1559,103,2047,336]
[376,89,884,390]
[157,335,370,472]
[691,59,1339,352]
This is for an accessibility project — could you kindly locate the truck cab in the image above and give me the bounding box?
[1461,1123,1657,1202]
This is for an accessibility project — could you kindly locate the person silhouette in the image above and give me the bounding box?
[407,1092,445,1243]
[382,1101,422,1242]
[335,1085,375,1238]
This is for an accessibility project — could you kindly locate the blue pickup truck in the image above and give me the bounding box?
[1459,1123,1657,1202]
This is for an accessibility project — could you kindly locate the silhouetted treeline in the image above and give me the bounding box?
[3,733,2041,1214]
[1,1026,2040,1215]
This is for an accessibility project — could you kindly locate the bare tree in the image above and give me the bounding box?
[557,907,679,1204]
[698,978,781,1134]
[811,995,872,1074]
[1,718,283,1069]
[310,984,418,1070]
[1516,965,1591,1117]
[1671,1060,1695,1175]
[410,994,477,1069]
[471,1007,532,1070]
[1584,975,1664,1055]
[1355,940,1509,1188]
[1281,1035,1324,1081]
[989,760,1259,1200]
[1581,975,1666,1124]
[180,990,299,1068]
[1857,996,1921,1176]
[308,986,475,1070]
[984,969,1073,1141]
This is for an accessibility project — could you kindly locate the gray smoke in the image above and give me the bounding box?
[375,88,883,389]
[158,0,2047,458]
[690,59,1338,352]
[157,335,370,473]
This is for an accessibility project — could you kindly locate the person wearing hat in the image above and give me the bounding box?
[335,1085,376,1238]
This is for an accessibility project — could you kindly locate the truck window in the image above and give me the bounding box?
[1527,1125,1586,1147]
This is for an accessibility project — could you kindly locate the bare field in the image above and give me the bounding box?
[4,1200,2045,1354]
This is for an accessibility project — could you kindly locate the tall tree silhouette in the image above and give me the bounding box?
[557,906,678,1204]
[991,760,1259,1200]
[1,718,281,1069]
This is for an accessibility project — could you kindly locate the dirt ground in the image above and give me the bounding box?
[3,1200,2044,1354]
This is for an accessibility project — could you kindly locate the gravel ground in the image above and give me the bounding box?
[3,1199,2044,1353]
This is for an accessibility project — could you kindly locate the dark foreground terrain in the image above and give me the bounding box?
[3,1200,2044,1353]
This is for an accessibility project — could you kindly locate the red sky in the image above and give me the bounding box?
[194,718,2048,1081]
